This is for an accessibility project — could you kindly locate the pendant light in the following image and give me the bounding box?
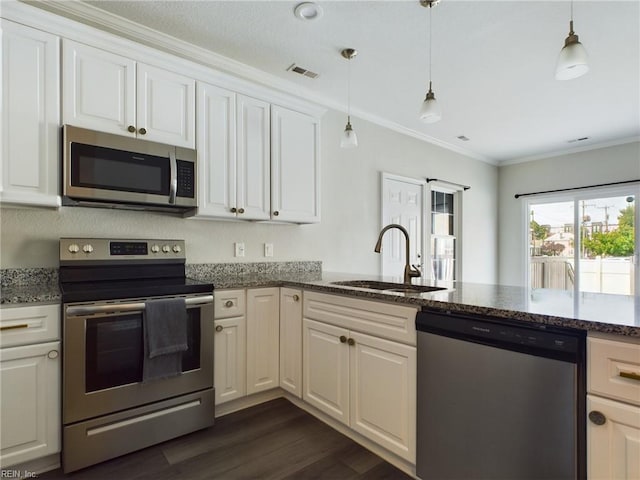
[555,0,589,80]
[340,48,358,148]
[419,0,442,123]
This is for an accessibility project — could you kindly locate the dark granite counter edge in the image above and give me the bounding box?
[2,276,638,338]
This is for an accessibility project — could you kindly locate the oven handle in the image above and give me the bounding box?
[65,295,213,317]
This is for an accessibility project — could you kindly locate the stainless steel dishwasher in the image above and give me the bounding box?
[416,309,586,480]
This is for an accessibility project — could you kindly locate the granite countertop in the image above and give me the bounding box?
[2,270,639,337]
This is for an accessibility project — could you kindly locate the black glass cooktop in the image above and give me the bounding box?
[60,277,213,303]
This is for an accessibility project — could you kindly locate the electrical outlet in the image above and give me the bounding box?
[264,243,274,257]
[234,242,245,257]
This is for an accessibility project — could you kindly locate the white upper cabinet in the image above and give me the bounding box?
[136,63,195,147]
[195,88,322,224]
[1,20,60,208]
[196,82,237,218]
[271,106,320,223]
[236,94,271,221]
[63,40,195,148]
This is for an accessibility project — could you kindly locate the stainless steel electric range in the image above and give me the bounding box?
[59,238,214,473]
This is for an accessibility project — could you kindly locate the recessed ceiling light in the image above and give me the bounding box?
[294,2,323,21]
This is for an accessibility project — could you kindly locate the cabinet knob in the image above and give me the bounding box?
[127,125,136,133]
[339,335,347,343]
[138,127,147,135]
[230,207,237,213]
[215,325,223,332]
[238,208,245,214]
[47,350,59,359]
[224,300,234,308]
[273,211,279,216]
[588,411,606,426]
[347,338,355,346]
[292,294,300,302]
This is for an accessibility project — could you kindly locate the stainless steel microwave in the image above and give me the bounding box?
[62,125,197,213]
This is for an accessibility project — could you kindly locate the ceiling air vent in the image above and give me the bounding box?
[287,63,319,79]
[457,135,470,141]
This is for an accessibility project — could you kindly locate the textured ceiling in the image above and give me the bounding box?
[73,1,640,164]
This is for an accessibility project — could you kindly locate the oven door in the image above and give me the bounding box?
[63,293,213,425]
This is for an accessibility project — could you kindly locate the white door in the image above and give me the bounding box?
[136,63,195,148]
[588,395,640,480]
[246,288,279,394]
[1,20,60,208]
[349,331,416,462]
[302,319,350,425]
[213,315,246,405]
[0,342,61,468]
[62,40,136,136]
[381,174,425,279]
[271,106,320,223]
[236,95,270,221]
[196,82,237,218]
[279,288,303,397]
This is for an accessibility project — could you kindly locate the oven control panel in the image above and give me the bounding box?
[60,238,186,263]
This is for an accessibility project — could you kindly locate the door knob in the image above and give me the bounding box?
[588,411,606,426]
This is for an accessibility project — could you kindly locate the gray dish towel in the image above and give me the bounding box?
[142,297,188,382]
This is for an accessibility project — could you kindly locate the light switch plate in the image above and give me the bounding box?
[234,242,245,257]
[264,243,274,257]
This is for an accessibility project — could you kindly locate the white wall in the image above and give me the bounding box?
[0,109,498,283]
[497,141,640,286]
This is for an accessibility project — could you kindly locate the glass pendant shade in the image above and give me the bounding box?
[555,21,589,80]
[419,85,442,123]
[340,120,358,148]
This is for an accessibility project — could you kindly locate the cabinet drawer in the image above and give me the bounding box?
[588,337,640,406]
[0,304,60,348]
[214,290,246,319]
[303,291,418,345]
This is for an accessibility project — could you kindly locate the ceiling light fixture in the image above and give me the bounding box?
[555,0,589,80]
[340,48,358,149]
[294,2,323,21]
[419,0,442,124]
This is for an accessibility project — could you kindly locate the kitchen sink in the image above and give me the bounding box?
[330,280,446,294]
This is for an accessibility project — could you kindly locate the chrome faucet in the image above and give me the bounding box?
[374,224,421,285]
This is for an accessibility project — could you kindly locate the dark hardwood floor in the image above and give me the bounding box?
[42,398,413,480]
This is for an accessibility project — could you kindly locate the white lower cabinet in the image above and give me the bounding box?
[214,290,246,405]
[214,315,246,405]
[0,304,61,469]
[303,317,416,463]
[279,288,302,398]
[246,288,280,394]
[587,395,640,480]
[587,336,640,479]
[0,341,61,468]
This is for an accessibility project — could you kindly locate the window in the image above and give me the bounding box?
[527,186,638,297]
[429,186,461,281]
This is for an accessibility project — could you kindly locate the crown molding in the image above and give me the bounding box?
[14,0,495,165]
[499,136,640,167]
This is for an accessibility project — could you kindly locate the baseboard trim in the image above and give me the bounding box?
[1,453,61,478]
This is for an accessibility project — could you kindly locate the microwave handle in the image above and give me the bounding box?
[169,149,177,204]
